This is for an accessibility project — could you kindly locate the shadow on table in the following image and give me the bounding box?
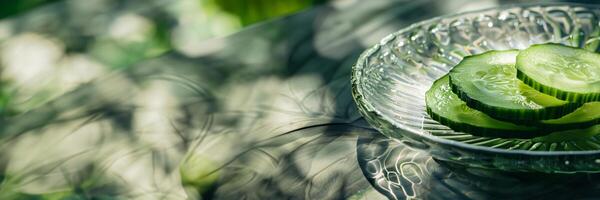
[0,0,441,199]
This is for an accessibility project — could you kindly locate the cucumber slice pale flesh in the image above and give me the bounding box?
[426,75,541,138]
[517,43,600,103]
[449,50,579,121]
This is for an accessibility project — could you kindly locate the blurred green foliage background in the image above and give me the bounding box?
[212,0,327,25]
[0,0,327,116]
[1,0,326,26]
[0,0,61,18]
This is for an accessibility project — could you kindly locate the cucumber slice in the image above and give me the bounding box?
[449,50,578,121]
[426,75,540,138]
[533,125,600,143]
[431,125,600,151]
[540,102,600,131]
[517,43,600,103]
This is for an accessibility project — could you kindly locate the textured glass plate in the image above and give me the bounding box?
[352,3,600,173]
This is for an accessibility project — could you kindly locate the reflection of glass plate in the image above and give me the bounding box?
[356,135,600,199]
[352,3,600,173]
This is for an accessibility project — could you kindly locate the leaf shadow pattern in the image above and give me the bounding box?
[0,0,444,198]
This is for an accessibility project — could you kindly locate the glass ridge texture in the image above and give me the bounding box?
[352,3,600,173]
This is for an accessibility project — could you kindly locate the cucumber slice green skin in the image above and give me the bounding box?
[449,50,579,121]
[538,102,600,131]
[426,107,541,138]
[532,125,600,143]
[539,118,599,131]
[517,70,600,103]
[450,81,580,122]
[516,43,600,103]
[465,100,600,132]
[426,75,543,138]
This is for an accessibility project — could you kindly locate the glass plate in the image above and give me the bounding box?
[352,3,600,173]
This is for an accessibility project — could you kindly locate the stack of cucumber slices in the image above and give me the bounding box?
[426,43,600,139]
